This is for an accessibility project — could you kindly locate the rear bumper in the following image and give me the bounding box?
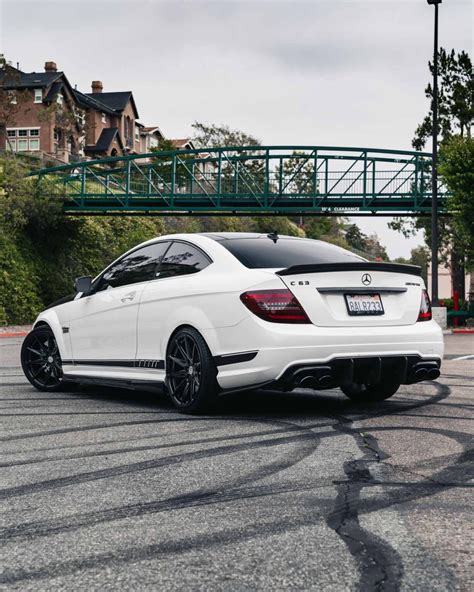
[207,318,444,390]
[277,355,441,391]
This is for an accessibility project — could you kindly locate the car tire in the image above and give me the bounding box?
[341,378,401,403]
[21,326,65,392]
[166,327,219,414]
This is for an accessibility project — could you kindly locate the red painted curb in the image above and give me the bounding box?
[452,329,474,334]
[0,331,28,338]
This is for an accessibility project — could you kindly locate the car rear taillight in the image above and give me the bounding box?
[417,289,432,322]
[240,289,310,324]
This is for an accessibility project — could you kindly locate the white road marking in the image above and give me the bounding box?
[452,354,474,361]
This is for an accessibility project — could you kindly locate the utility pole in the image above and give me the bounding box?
[427,0,441,306]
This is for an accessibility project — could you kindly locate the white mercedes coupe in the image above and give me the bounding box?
[21,232,444,413]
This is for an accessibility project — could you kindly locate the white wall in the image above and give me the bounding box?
[427,263,471,300]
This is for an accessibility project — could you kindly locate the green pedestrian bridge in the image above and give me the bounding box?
[31,145,448,216]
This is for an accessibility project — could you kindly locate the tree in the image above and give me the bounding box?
[389,47,473,298]
[344,223,388,260]
[394,245,430,285]
[0,55,31,153]
[345,224,367,252]
[192,121,266,194]
[413,49,472,150]
[439,136,474,295]
[439,136,474,261]
[303,217,349,248]
[409,245,431,285]
[192,122,260,148]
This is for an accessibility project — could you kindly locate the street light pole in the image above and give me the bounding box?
[428,0,441,306]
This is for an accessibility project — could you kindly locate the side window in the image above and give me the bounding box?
[97,242,170,290]
[157,242,211,279]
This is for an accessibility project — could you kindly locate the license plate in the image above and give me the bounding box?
[344,293,384,316]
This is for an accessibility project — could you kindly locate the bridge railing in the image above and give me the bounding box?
[30,145,448,215]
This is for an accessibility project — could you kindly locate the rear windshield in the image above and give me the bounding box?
[220,238,364,269]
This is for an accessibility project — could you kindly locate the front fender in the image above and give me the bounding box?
[33,309,72,361]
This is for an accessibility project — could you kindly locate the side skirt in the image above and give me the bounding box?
[63,374,166,394]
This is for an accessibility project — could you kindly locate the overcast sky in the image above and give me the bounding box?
[1,0,472,257]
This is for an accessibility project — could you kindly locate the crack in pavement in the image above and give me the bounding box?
[326,424,404,591]
[324,382,452,591]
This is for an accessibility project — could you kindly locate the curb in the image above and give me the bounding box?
[452,329,474,334]
[0,331,28,338]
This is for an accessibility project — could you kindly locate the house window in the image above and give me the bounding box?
[5,129,40,151]
[56,93,64,106]
[9,91,17,104]
[34,89,43,103]
[102,113,107,124]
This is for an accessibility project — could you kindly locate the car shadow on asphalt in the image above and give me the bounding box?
[61,382,436,420]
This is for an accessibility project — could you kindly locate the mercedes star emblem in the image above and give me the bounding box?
[361,273,372,286]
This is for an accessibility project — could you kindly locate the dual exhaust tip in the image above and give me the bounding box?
[298,374,333,390]
[411,366,440,383]
[291,366,335,390]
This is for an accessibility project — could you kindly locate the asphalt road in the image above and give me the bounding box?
[0,334,473,591]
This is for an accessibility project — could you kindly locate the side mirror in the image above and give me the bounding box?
[74,276,93,294]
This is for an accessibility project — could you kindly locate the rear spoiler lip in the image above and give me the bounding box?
[276,262,422,277]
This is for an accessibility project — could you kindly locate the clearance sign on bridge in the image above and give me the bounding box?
[31,146,448,216]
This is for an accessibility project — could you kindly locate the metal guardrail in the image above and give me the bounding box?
[30,145,449,216]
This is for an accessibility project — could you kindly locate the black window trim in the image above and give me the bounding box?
[90,238,213,293]
[91,239,173,293]
[155,239,213,279]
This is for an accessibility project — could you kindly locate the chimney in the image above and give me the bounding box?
[91,80,103,94]
[44,61,57,72]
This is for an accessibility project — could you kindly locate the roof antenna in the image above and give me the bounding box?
[267,231,279,243]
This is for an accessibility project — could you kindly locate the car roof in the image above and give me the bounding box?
[198,232,300,241]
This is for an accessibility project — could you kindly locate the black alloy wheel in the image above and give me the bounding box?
[21,326,64,391]
[166,327,219,413]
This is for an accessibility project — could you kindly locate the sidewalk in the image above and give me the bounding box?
[0,325,32,338]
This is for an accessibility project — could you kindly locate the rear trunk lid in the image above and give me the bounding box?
[277,262,423,327]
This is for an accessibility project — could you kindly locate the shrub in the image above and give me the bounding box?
[0,231,43,324]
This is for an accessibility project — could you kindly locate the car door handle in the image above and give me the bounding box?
[120,291,136,302]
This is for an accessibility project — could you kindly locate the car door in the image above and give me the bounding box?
[69,241,170,363]
[136,241,212,364]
